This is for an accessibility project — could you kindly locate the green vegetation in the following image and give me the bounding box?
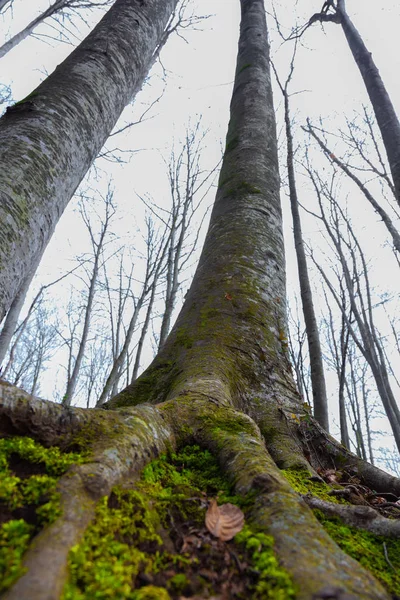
[235,527,295,599]
[0,436,84,593]
[282,467,400,595]
[315,511,400,596]
[63,445,295,599]
[282,467,345,503]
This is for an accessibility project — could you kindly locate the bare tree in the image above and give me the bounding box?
[0,264,82,378]
[0,0,113,59]
[306,167,400,452]
[273,50,329,430]
[305,118,400,256]
[309,0,400,205]
[139,122,218,349]
[322,284,351,449]
[62,190,115,406]
[96,216,169,405]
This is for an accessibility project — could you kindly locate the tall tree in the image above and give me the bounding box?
[0,0,178,323]
[273,53,329,431]
[0,2,399,599]
[310,0,400,205]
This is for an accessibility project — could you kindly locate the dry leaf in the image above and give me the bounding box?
[205,499,244,541]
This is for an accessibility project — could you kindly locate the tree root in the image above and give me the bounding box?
[298,416,400,496]
[2,402,175,600]
[0,383,397,599]
[302,494,400,538]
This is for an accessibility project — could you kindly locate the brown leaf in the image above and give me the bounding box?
[205,499,244,541]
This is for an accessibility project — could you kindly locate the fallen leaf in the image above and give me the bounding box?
[205,499,244,541]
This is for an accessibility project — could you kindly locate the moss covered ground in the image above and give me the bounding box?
[63,445,295,599]
[282,466,400,596]
[0,436,84,592]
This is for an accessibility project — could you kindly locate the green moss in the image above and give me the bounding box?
[225,181,262,198]
[132,586,171,600]
[0,520,32,593]
[167,573,189,594]
[235,527,296,599]
[0,437,84,476]
[0,436,85,593]
[282,468,344,503]
[174,327,194,349]
[64,445,294,599]
[314,511,400,595]
[238,63,252,73]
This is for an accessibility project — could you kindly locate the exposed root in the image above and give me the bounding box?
[303,495,400,538]
[2,404,175,600]
[298,416,400,496]
[0,380,93,446]
[162,394,391,599]
[1,385,398,599]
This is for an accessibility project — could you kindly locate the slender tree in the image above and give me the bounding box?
[62,192,115,406]
[0,2,399,599]
[310,0,400,205]
[273,53,329,431]
[0,0,113,59]
[0,0,178,323]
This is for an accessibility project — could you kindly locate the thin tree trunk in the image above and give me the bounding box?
[281,84,329,430]
[62,227,106,406]
[311,0,400,204]
[0,0,66,58]
[0,267,36,369]
[0,0,178,323]
[131,282,158,382]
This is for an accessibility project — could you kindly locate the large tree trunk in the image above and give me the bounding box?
[0,2,398,599]
[0,0,178,323]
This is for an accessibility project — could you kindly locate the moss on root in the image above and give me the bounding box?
[282,467,400,595]
[281,467,345,503]
[0,436,85,593]
[63,445,295,599]
[314,511,400,596]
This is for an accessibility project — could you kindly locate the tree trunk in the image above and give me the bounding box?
[0,1,398,599]
[312,0,400,205]
[0,265,36,369]
[0,0,11,12]
[282,91,329,431]
[0,0,178,323]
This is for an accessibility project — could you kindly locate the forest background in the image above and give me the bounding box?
[1,0,400,474]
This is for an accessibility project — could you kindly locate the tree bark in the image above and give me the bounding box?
[0,265,36,369]
[0,0,178,323]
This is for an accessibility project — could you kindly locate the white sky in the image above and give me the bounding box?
[1,0,400,467]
